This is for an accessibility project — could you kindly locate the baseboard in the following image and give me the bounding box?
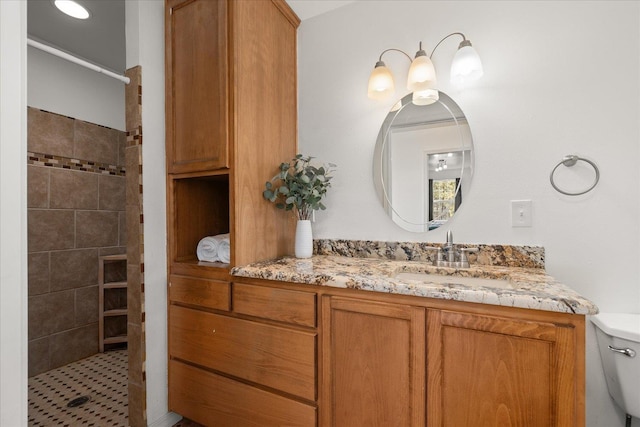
[147,411,182,427]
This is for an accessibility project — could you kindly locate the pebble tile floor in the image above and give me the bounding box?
[28,349,128,426]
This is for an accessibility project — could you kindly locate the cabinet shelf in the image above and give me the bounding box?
[104,309,128,317]
[171,259,231,282]
[103,335,128,345]
[103,281,127,289]
[99,254,127,352]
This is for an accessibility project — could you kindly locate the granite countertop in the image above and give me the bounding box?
[231,255,598,315]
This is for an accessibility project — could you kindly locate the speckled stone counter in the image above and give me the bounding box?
[314,239,546,269]
[231,255,598,315]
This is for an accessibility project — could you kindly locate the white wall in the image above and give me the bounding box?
[125,1,174,426]
[27,46,125,131]
[298,1,639,425]
[0,1,28,425]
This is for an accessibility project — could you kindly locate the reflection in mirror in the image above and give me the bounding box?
[373,92,473,232]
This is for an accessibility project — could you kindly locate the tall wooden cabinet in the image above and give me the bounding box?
[165,0,298,274]
[165,0,300,423]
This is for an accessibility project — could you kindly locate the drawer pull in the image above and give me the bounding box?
[212,329,216,334]
[608,345,636,358]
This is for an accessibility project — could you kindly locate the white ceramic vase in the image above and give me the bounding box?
[295,219,313,258]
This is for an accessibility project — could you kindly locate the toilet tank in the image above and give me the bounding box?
[591,313,640,418]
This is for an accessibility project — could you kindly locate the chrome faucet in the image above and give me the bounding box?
[426,231,478,268]
[443,230,456,263]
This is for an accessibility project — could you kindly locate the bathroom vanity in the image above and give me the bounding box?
[168,241,597,427]
[163,2,598,425]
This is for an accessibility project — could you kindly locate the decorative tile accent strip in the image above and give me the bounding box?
[314,239,545,269]
[28,151,126,176]
[127,125,143,147]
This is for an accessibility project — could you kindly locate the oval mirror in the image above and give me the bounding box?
[373,91,474,232]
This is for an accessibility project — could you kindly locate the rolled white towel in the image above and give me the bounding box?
[196,236,220,262]
[217,234,231,264]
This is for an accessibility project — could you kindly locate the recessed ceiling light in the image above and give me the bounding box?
[53,0,91,20]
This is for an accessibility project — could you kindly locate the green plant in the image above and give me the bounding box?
[263,154,336,220]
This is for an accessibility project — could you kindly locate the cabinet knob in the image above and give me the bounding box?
[212,329,216,334]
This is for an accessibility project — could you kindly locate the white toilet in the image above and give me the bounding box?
[591,313,640,425]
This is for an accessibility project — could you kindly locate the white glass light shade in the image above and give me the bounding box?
[451,45,483,85]
[412,89,439,106]
[53,0,90,19]
[407,55,437,92]
[368,62,395,100]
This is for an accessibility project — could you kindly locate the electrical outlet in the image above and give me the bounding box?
[511,200,532,227]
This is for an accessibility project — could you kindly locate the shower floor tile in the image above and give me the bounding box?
[28,349,128,426]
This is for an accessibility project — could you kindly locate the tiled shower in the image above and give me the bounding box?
[27,107,127,377]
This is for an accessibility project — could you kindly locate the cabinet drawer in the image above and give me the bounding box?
[233,282,316,327]
[170,305,316,400]
[169,275,230,311]
[170,360,316,427]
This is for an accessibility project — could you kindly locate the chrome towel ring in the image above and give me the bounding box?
[550,155,600,196]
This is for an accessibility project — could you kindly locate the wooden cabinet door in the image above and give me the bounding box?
[427,309,579,427]
[321,296,425,427]
[165,0,229,174]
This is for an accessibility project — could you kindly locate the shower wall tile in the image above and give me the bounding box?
[49,323,98,370]
[99,174,126,211]
[28,108,74,157]
[99,246,126,259]
[50,249,99,291]
[119,211,127,246]
[104,315,127,339]
[28,165,49,208]
[125,65,145,425]
[28,290,75,339]
[126,208,141,266]
[74,120,119,165]
[75,286,99,326]
[28,252,50,296]
[104,287,127,312]
[104,258,127,284]
[49,169,99,210]
[28,210,75,252]
[76,211,119,248]
[28,337,50,377]
[125,67,142,131]
[28,108,127,375]
[128,322,142,385]
[127,264,141,326]
[128,381,146,427]
[125,145,141,206]
[118,132,127,166]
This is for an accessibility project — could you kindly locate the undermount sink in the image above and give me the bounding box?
[393,272,514,289]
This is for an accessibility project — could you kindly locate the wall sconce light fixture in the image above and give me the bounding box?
[367,32,483,105]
